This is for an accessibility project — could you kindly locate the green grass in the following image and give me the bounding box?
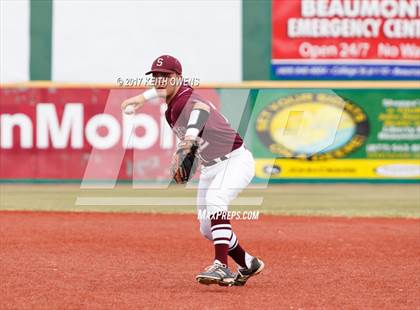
[0,184,419,218]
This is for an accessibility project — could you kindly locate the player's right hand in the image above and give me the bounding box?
[121,89,166,113]
[121,95,143,113]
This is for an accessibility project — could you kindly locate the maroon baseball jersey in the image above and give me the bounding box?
[165,85,243,161]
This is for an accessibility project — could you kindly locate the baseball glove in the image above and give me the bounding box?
[171,140,200,184]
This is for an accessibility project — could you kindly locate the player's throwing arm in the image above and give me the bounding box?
[121,88,164,114]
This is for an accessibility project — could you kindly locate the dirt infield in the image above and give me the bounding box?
[0,212,419,309]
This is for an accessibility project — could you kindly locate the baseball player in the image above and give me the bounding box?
[121,55,264,286]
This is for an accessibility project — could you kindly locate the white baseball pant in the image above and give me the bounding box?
[196,144,255,241]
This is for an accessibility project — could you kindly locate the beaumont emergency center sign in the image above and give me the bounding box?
[272,0,420,80]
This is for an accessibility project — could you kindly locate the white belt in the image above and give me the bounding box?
[201,144,246,167]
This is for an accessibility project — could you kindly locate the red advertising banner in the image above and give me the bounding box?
[0,87,219,180]
[272,0,420,79]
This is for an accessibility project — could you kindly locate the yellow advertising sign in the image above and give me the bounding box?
[256,159,420,179]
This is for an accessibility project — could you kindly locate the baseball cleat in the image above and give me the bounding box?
[233,257,265,286]
[196,261,236,286]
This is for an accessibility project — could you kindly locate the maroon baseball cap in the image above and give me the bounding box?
[145,55,182,75]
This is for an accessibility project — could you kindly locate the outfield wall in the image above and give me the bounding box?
[4,0,418,83]
[1,0,241,83]
[0,82,419,183]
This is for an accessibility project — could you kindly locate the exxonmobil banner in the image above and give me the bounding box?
[272,0,420,80]
[0,87,219,180]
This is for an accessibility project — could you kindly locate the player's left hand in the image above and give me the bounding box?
[170,139,200,184]
[176,138,198,155]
